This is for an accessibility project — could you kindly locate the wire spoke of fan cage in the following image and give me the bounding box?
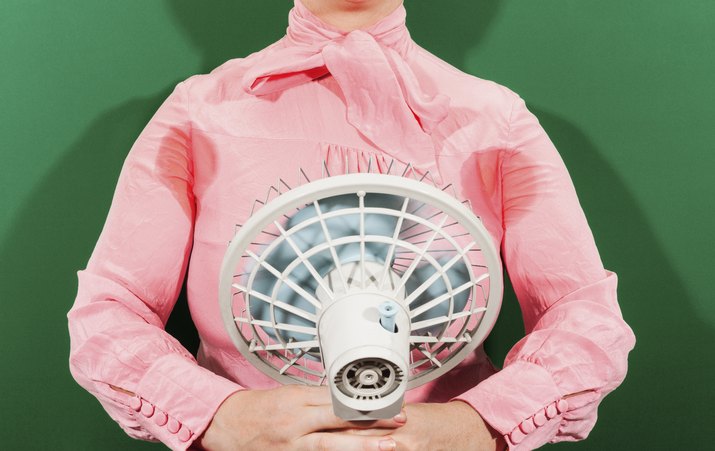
[475,282,489,303]
[409,358,429,371]
[231,294,248,334]
[410,306,487,332]
[409,280,475,319]
[299,167,311,184]
[311,204,443,229]
[249,340,320,352]
[270,213,475,312]
[233,284,317,346]
[400,163,414,178]
[298,233,458,296]
[405,200,429,218]
[378,196,411,290]
[254,229,281,239]
[393,249,473,260]
[273,220,335,301]
[402,241,476,307]
[402,221,459,244]
[416,170,436,185]
[272,351,325,379]
[407,256,459,341]
[312,200,349,292]
[275,234,378,268]
[414,345,442,368]
[409,334,471,344]
[427,337,458,358]
[400,214,455,240]
[276,204,436,252]
[407,354,438,372]
[392,215,450,297]
[278,347,315,375]
[407,233,470,246]
[246,319,317,337]
[232,283,317,324]
[412,273,489,320]
[244,250,323,311]
[406,232,472,246]
[358,192,366,289]
[259,234,374,304]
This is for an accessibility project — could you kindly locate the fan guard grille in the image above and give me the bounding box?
[219,173,502,390]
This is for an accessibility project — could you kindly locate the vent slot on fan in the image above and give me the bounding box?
[335,358,404,400]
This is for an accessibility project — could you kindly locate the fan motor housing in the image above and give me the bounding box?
[318,286,410,420]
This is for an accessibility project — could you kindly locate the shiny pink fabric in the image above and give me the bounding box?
[68,1,635,449]
[242,2,449,180]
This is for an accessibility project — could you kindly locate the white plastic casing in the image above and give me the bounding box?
[317,262,410,419]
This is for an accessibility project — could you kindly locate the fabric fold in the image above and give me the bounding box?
[242,0,449,180]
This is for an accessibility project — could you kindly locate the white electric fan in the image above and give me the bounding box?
[219,165,502,420]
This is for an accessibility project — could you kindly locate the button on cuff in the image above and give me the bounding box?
[154,410,168,426]
[129,396,142,412]
[509,427,526,445]
[140,401,155,418]
[533,410,547,427]
[556,399,569,414]
[519,418,536,434]
[177,426,192,443]
[167,417,181,434]
[545,402,558,419]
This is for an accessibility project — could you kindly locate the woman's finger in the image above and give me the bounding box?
[339,427,395,436]
[306,405,407,431]
[299,432,397,451]
[293,385,333,406]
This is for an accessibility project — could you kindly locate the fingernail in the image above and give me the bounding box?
[379,438,396,451]
[393,410,407,423]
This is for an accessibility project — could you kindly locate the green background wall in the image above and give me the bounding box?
[1,1,713,449]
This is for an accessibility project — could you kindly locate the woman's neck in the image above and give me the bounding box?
[300,0,403,32]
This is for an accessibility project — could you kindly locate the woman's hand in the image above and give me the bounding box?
[394,402,504,451]
[346,401,505,451]
[198,384,406,450]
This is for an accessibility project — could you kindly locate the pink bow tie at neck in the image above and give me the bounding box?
[242,0,450,183]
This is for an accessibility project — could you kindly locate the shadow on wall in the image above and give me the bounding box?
[406,0,501,67]
[169,0,292,73]
[0,1,287,449]
[526,108,713,449]
[0,97,177,450]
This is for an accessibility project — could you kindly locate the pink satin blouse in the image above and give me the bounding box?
[68,1,635,449]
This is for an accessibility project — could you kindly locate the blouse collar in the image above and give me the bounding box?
[287,0,413,57]
[242,0,449,183]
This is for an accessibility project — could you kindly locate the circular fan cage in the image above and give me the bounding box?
[219,173,502,390]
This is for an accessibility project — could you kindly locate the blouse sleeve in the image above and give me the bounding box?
[67,81,242,451]
[452,94,636,449]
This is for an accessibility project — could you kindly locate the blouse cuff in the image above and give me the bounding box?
[129,354,243,451]
[452,360,565,449]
